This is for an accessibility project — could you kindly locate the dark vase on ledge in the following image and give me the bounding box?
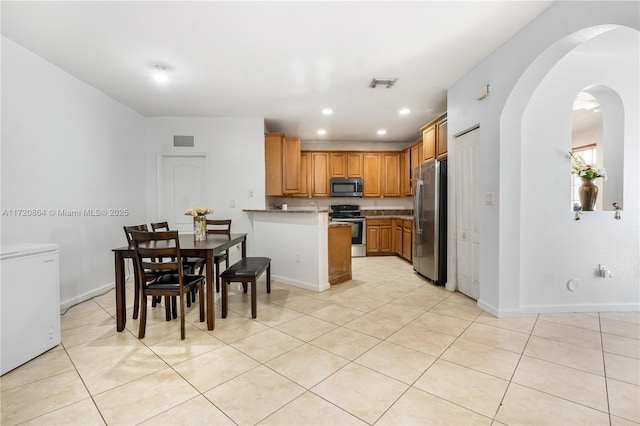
[579,177,598,211]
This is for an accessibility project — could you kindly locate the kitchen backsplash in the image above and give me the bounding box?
[267,196,413,211]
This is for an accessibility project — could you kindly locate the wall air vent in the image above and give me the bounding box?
[369,78,397,89]
[173,135,194,147]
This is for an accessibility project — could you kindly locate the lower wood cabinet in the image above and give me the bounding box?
[402,220,413,262]
[393,220,403,256]
[377,218,413,261]
[328,224,352,284]
[366,219,392,255]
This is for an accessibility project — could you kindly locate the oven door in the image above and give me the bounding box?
[330,217,366,247]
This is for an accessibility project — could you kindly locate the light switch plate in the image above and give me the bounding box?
[484,192,495,205]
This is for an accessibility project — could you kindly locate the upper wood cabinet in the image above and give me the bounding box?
[382,153,401,197]
[436,117,448,160]
[329,152,363,178]
[422,125,436,161]
[310,152,330,197]
[282,137,301,194]
[292,152,310,198]
[363,153,382,197]
[265,133,301,196]
[265,133,284,196]
[363,152,401,197]
[329,153,346,177]
[346,153,363,177]
[402,148,411,196]
[420,113,448,162]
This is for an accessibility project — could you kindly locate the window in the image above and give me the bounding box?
[571,144,597,210]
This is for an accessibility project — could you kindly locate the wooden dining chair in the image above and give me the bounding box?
[129,230,205,340]
[151,221,206,273]
[151,221,205,305]
[124,224,176,321]
[206,219,232,292]
[123,224,150,320]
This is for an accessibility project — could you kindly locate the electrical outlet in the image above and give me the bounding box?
[229,200,235,208]
[296,252,301,263]
[248,188,254,197]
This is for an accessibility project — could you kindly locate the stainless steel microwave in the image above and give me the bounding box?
[330,178,363,197]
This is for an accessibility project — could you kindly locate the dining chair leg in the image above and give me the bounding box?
[138,294,147,339]
[215,264,221,293]
[171,296,177,319]
[165,296,172,321]
[199,284,205,322]
[133,282,140,319]
[179,292,186,340]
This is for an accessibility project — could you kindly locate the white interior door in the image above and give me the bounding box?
[159,155,207,232]
[455,128,480,300]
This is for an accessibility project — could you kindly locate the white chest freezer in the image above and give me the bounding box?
[1,243,61,375]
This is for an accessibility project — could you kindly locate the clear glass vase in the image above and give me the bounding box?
[193,215,207,241]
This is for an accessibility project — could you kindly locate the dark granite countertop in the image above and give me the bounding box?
[244,209,330,214]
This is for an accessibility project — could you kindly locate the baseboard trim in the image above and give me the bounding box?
[520,303,640,314]
[271,274,330,292]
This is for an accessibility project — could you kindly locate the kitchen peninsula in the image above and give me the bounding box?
[244,209,338,292]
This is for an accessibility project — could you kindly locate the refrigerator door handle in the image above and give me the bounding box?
[415,179,423,235]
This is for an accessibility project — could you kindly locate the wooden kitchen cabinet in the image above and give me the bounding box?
[422,125,436,161]
[366,218,393,255]
[393,219,403,256]
[402,148,411,196]
[363,152,401,198]
[310,152,330,197]
[328,224,352,284]
[382,152,401,197]
[329,152,363,178]
[346,153,363,177]
[363,153,382,197]
[265,132,301,196]
[330,153,346,177]
[292,152,310,198]
[265,133,284,196]
[402,220,413,261]
[436,116,448,160]
[282,137,301,194]
[420,113,448,162]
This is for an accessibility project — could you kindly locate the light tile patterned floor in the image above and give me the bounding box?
[1,256,639,425]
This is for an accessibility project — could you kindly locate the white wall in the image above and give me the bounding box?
[1,37,147,309]
[521,27,638,311]
[447,1,639,316]
[144,117,266,262]
[248,211,330,292]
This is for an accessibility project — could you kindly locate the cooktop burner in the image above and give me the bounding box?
[329,204,363,218]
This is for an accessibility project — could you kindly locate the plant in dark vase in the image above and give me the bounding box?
[570,151,607,211]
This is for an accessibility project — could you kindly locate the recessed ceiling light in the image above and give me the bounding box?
[317,129,327,135]
[377,129,387,135]
[152,65,169,84]
[399,108,411,115]
[321,108,333,115]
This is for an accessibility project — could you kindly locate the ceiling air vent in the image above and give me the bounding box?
[369,78,397,89]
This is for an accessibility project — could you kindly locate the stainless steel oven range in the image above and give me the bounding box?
[329,204,366,257]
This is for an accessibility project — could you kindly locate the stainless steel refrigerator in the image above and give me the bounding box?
[413,159,447,284]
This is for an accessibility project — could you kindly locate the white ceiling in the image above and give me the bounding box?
[1,1,553,144]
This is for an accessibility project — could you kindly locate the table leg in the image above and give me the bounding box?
[242,238,247,258]
[114,251,126,331]
[206,254,215,330]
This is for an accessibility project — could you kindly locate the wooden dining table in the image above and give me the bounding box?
[112,233,247,331]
